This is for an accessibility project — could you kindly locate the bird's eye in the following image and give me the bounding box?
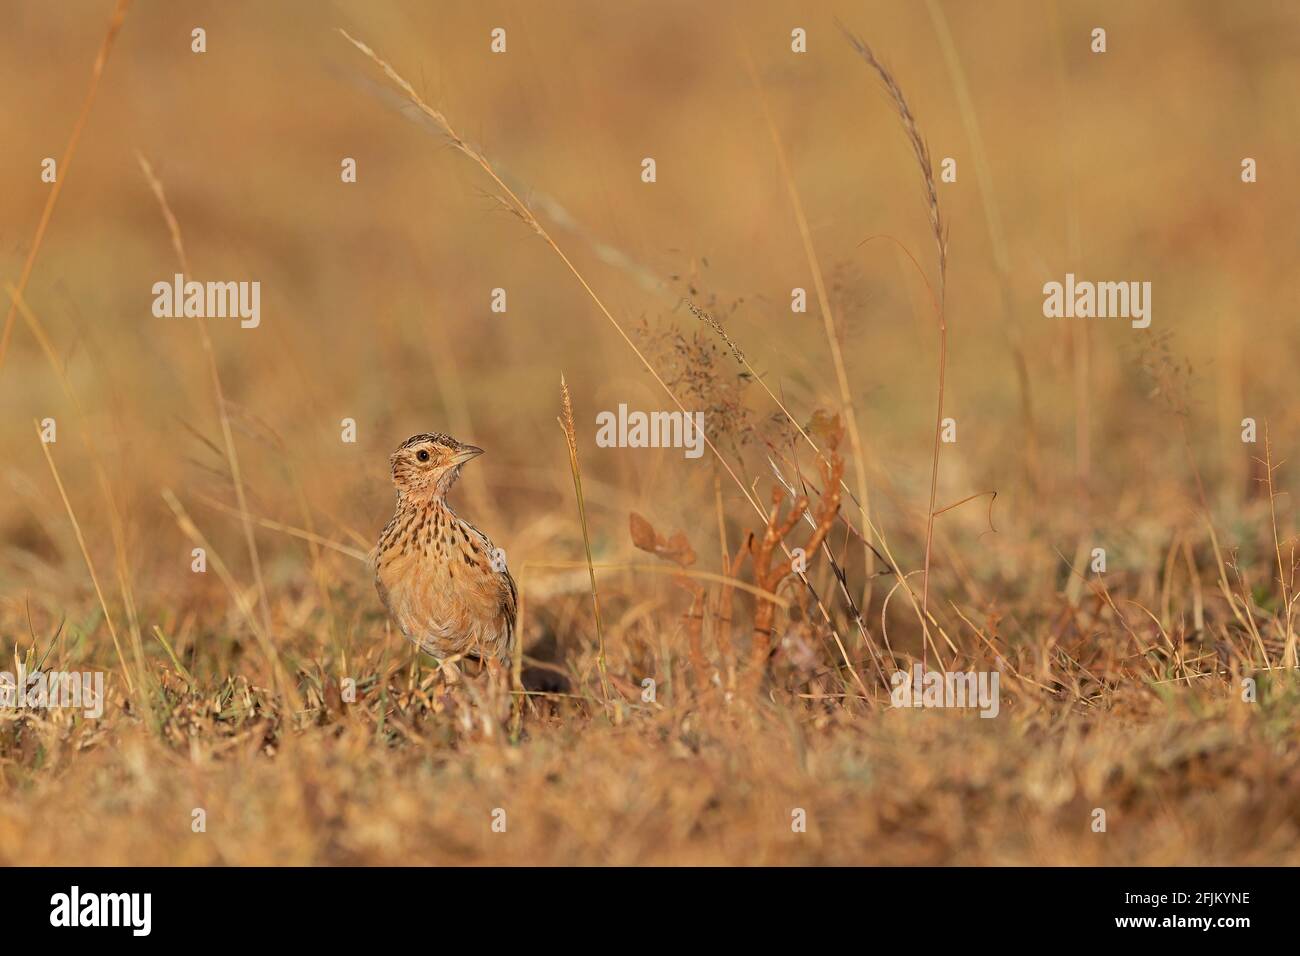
[416,449,430,462]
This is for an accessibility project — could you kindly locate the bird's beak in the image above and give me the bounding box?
[452,445,484,465]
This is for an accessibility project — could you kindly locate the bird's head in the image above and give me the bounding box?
[390,432,484,501]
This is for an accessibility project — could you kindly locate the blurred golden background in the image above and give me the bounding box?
[4,1,1297,614]
[2,1,1299,865]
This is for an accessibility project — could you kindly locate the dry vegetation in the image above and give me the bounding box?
[2,1,1299,865]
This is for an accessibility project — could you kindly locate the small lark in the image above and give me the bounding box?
[373,433,516,669]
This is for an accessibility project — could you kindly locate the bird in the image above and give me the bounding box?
[372,432,517,672]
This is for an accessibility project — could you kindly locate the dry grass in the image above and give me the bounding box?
[2,2,1300,865]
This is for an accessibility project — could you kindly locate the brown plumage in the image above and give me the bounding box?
[372,432,516,666]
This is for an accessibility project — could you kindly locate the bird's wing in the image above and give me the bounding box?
[500,568,519,646]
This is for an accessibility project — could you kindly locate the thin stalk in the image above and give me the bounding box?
[558,376,609,707]
[0,0,132,376]
[34,422,133,692]
[840,24,949,668]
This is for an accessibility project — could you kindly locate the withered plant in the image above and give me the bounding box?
[629,513,708,693]
[738,418,845,693]
[630,418,846,698]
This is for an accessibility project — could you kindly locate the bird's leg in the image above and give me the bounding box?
[437,656,463,686]
[458,658,509,735]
